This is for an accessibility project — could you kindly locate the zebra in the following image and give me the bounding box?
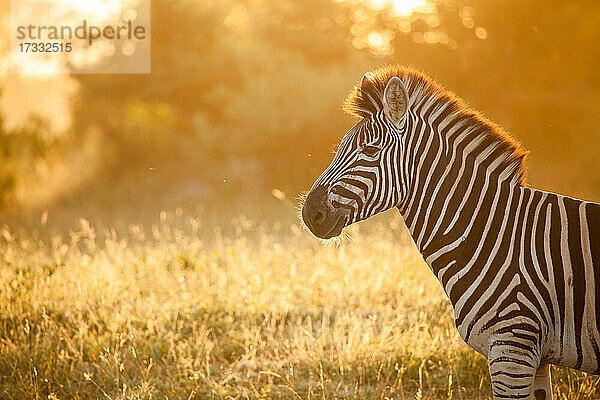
[301,65,600,400]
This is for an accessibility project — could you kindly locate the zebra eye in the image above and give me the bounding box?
[361,145,380,157]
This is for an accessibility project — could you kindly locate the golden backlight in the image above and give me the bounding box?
[389,0,428,15]
[3,0,145,132]
[9,0,143,75]
[337,0,437,55]
[1,1,600,397]
[343,0,429,15]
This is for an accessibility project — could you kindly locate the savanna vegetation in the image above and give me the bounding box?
[1,0,600,398]
[2,209,600,399]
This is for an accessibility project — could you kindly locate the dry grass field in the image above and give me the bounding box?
[1,206,599,399]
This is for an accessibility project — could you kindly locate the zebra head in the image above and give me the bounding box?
[302,73,410,239]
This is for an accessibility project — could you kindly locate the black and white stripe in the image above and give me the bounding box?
[302,66,600,400]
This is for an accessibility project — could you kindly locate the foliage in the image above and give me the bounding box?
[0,111,53,209]
[67,0,600,204]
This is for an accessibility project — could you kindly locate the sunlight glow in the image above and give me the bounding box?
[340,0,431,17]
[68,0,138,22]
[475,26,488,39]
[367,31,385,48]
[391,0,427,16]
[366,30,394,55]
[341,0,442,53]
[11,0,144,76]
[368,0,388,11]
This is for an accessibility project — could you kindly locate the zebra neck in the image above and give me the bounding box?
[398,140,520,282]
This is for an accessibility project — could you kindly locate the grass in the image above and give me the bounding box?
[1,204,599,399]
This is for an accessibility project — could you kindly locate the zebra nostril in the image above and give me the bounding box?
[314,210,326,225]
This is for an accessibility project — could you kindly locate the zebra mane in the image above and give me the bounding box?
[343,65,529,185]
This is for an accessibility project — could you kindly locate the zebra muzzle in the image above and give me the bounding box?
[302,185,349,239]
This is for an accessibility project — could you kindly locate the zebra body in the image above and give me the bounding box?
[301,66,600,399]
[420,185,600,371]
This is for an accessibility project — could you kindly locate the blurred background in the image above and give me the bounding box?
[0,0,599,226]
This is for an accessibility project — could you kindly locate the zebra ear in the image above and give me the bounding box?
[360,73,375,91]
[383,77,409,126]
[359,73,380,110]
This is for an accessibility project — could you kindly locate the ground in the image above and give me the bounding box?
[0,204,599,399]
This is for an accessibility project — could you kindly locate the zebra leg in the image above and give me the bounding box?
[531,364,552,400]
[488,341,537,399]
